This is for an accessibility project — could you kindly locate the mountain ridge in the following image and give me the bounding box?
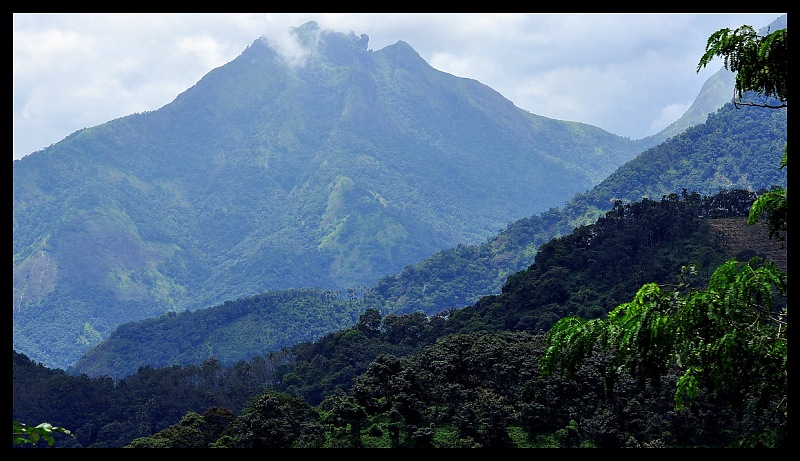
[14,21,647,370]
[70,95,787,379]
[15,16,786,372]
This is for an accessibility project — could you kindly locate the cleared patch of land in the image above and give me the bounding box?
[708,217,786,273]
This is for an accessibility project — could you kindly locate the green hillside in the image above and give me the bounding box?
[13,22,647,371]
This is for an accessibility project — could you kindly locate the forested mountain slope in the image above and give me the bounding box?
[15,14,787,449]
[13,21,648,371]
[365,98,786,316]
[71,288,368,379]
[70,187,785,380]
[17,189,786,448]
[646,14,785,144]
[267,189,786,407]
[69,91,786,379]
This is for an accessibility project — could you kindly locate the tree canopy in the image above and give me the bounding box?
[697,24,788,239]
[541,22,788,448]
[698,25,787,107]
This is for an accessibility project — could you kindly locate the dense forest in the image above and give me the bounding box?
[13,21,651,373]
[12,189,787,447]
[67,96,787,381]
[357,94,788,318]
[13,20,787,449]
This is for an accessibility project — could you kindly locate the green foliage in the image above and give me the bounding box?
[13,421,74,447]
[317,389,368,447]
[748,148,787,239]
[582,101,786,211]
[446,189,772,338]
[125,407,235,448]
[13,22,646,372]
[12,17,788,449]
[541,18,788,447]
[541,257,786,415]
[222,391,325,448]
[698,26,787,105]
[556,420,582,448]
[72,288,367,379]
[698,23,787,240]
[371,98,786,322]
[13,188,785,449]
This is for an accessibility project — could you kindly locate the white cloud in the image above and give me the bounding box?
[176,35,231,70]
[650,103,693,133]
[12,13,785,160]
[259,23,319,67]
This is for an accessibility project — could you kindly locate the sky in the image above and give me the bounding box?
[12,13,785,161]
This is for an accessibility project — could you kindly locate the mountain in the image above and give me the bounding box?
[651,14,787,144]
[652,67,735,142]
[363,97,786,316]
[13,21,650,371]
[70,96,787,379]
[15,190,787,448]
[14,15,788,447]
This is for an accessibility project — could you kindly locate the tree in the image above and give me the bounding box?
[318,389,368,447]
[124,407,234,448]
[697,25,787,107]
[540,21,788,448]
[221,391,325,448]
[698,24,788,239]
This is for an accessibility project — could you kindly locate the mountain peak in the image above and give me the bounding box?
[287,21,370,50]
[294,20,321,33]
[255,22,371,67]
[8,20,650,371]
[289,20,322,48]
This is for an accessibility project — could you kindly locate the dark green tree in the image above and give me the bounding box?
[540,22,788,448]
[697,25,787,107]
[318,389,368,448]
[221,390,325,448]
[697,24,788,239]
[125,407,234,448]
